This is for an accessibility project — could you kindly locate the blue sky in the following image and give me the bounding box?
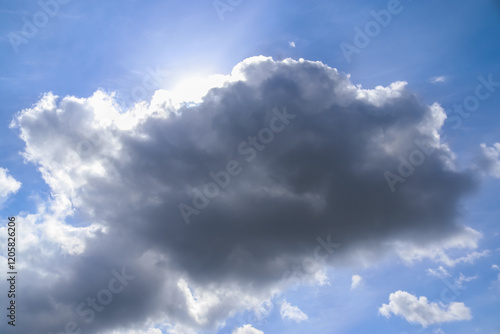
[1,1,500,333]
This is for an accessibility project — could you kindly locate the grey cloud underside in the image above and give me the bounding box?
[82,60,474,280]
[12,58,477,333]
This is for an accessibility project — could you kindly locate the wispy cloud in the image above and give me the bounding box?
[431,76,447,84]
[351,275,362,290]
[427,266,450,279]
[280,301,308,323]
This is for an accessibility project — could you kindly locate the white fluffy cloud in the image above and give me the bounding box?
[393,227,488,266]
[379,290,472,327]
[280,300,308,323]
[477,143,500,178]
[430,76,446,84]
[0,167,21,204]
[232,324,264,334]
[5,56,482,333]
[351,274,362,290]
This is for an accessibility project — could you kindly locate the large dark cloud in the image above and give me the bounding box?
[5,56,478,333]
